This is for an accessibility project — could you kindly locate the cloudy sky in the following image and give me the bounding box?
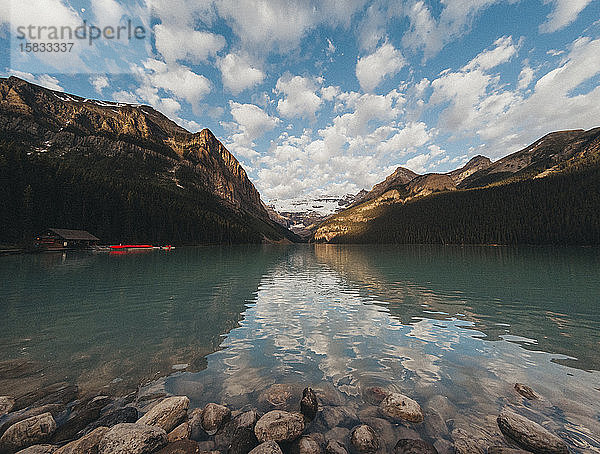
[1,0,599,202]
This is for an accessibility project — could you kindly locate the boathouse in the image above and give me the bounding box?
[35,228,100,250]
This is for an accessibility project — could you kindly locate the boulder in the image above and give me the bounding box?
[0,405,64,438]
[137,397,189,433]
[513,384,538,400]
[363,388,388,406]
[155,439,202,454]
[0,397,14,417]
[52,396,112,443]
[325,427,349,444]
[393,439,438,453]
[227,426,259,454]
[300,388,319,422]
[200,403,230,435]
[349,425,378,453]
[249,441,284,454]
[497,409,568,454]
[54,426,109,454]
[254,411,305,443]
[379,393,423,424]
[293,435,322,454]
[258,385,302,411]
[0,413,56,453]
[97,423,167,454]
[187,409,208,442]
[13,445,57,454]
[325,440,347,454]
[168,422,191,442]
[320,407,358,430]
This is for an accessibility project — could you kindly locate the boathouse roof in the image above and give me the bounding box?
[48,228,100,241]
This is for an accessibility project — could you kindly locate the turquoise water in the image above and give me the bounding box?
[1,245,599,451]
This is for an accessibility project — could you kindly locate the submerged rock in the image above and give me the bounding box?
[84,407,138,433]
[254,410,305,443]
[138,396,189,433]
[52,396,111,442]
[379,393,423,424]
[259,385,303,412]
[320,407,358,430]
[249,441,284,454]
[325,440,347,454]
[301,388,319,422]
[0,412,56,453]
[227,426,259,454]
[187,409,209,442]
[200,403,230,435]
[393,439,438,454]
[12,384,77,413]
[54,426,109,454]
[497,409,568,454]
[0,397,14,417]
[513,384,538,400]
[363,388,388,406]
[97,423,167,454]
[349,425,378,453]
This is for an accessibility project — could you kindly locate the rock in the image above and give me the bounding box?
[363,388,388,406]
[138,396,189,433]
[13,445,57,454]
[290,436,322,454]
[349,425,378,453]
[0,405,64,438]
[52,396,111,443]
[393,439,438,453]
[187,409,209,442]
[497,409,568,454]
[85,407,138,433]
[300,388,319,422]
[487,447,529,454]
[432,439,453,454]
[379,393,423,424]
[0,397,15,417]
[514,384,538,400]
[424,396,455,423]
[98,423,167,454]
[249,441,283,454]
[451,428,485,454]
[320,407,358,430]
[195,440,215,452]
[259,385,302,411]
[422,409,448,440]
[254,411,305,443]
[168,422,191,442]
[155,439,201,454]
[0,412,56,453]
[325,440,347,454]
[54,426,109,454]
[200,403,230,435]
[227,426,259,454]
[357,417,395,451]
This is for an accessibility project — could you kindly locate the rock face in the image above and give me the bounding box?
[350,425,378,453]
[54,426,109,454]
[393,439,439,454]
[356,167,418,205]
[254,411,305,443]
[137,397,189,433]
[0,412,56,452]
[249,441,284,454]
[200,403,230,435]
[379,393,424,423]
[497,409,568,454]
[447,155,492,184]
[300,388,319,421]
[97,423,167,454]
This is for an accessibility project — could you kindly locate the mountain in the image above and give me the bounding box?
[268,193,360,238]
[313,128,600,244]
[353,166,418,205]
[0,76,298,244]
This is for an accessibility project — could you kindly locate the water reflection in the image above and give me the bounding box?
[165,246,600,452]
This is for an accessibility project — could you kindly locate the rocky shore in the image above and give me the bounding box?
[0,380,573,454]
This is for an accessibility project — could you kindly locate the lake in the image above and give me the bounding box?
[1,245,599,452]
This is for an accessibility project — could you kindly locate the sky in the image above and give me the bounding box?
[1,0,599,203]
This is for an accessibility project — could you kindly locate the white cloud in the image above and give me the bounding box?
[224,101,280,160]
[91,0,124,26]
[540,0,593,33]
[517,65,534,90]
[217,53,265,94]
[356,42,406,92]
[90,75,109,94]
[9,71,64,92]
[462,36,519,71]
[154,24,225,64]
[276,75,323,120]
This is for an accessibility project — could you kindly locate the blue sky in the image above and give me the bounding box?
[1,0,599,203]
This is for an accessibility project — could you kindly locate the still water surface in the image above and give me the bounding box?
[1,245,599,451]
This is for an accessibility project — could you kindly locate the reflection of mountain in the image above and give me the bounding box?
[0,246,286,396]
[313,244,600,371]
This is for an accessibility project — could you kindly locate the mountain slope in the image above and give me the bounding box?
[313,128,600,244]
[0,76,298,244]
